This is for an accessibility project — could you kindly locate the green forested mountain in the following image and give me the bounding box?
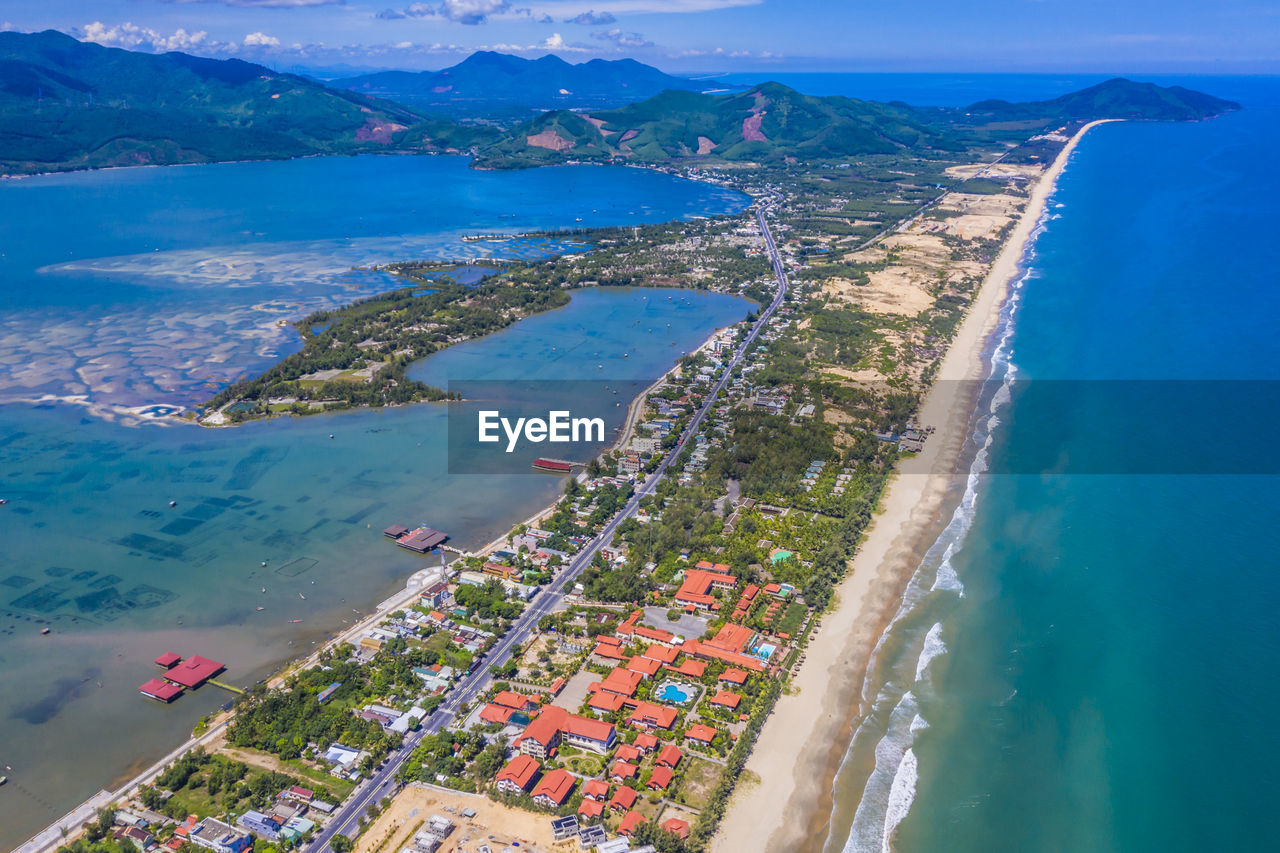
[471,77,1240,168]
[471,82,963,167]
[964,77,1240,122]
[332,50,719,113]
[0,32,1241,177]
[0,30,493,175]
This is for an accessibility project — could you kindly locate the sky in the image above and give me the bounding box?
[1,0,1276,75]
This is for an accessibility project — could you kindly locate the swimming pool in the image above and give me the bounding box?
[656,680,696,705]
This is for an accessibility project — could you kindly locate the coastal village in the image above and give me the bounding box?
[44,119,1072,853]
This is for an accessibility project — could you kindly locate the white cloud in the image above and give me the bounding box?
[78,21,219,53]
[532,0,759,14]
[592,28,652,48]
[243,32,281,47]
[439,0,512,24]
[405,2,440,16]
[568,10,616,25]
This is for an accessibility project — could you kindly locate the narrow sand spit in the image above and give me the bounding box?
[711,120,1115,853]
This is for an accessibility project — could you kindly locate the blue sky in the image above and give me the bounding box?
[2,0,1276,74]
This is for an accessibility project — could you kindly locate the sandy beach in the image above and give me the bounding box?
[710,120,1113,853]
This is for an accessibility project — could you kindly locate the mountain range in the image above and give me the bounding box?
[330,51,727,113]
[0,30,487,175]
[0,30,1241,176]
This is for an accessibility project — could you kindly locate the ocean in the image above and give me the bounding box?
[757,75,1280,852]
[0,155,751,849]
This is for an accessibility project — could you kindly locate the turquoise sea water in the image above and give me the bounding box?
[806,76,1280,852]
[0,155,750,848]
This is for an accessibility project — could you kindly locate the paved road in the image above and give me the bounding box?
[308,202,790,852]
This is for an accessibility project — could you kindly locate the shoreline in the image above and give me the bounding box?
[710,120,1114,853]
[12,292,745,853]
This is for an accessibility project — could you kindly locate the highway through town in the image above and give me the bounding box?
[308,200,789,852]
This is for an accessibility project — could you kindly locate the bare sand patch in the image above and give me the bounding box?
[355,784,560,853]
[526,130,574,152]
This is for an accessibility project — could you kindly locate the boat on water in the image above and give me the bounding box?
[256,606,265,612]
[0,775,7,786]
[290,619,303,624]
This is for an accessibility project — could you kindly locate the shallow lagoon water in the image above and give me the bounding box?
[0,154,749,848]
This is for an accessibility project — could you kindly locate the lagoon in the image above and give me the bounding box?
[0,154,750,849]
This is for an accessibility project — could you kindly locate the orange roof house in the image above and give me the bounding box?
[608,786,638,812]
[588,691,628,714]
[615,743,642,763]
[625,655,662,679]
[598,667,644,698]
[657,744,683,769]
[610,760,639,781]
[720,667,749,685]
[705,623,754,654]
[643,644,680,665]
[495,754,540,794]
[518,706,617,758]
[578,798,605,819]
[493,690,540,712]
[662,817,691,840]
[634,733,659,752]
[686,724,717,743]
[667,659,707,679]
[683,640,767,672]
[648,766,674,790]
[581,779,609,801]
[618,811,646,836]
[673,568,737,610]
[531,768,576,807]
[479,703,516,725]
[708,690,742,710]
[628,701,679,731]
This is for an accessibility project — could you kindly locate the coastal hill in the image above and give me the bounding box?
[0,29,491,175]
[964,77,1241,122]
[472,77,1241,168]
[471,82,961,167]
[331,50,728,112]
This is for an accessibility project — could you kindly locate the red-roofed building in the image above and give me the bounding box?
[531,768,576,807]
[610,760,638,781]
[548,677,565,696]
[674,569,737,610]
[667,659,707,679]
[519,706,617,758]
[598,667,643,698]
[139,678,183,702]
[763,583,783,596]
[686,724,717,744]
[154,652,181,669]
[492,691,539,712]
[643,644,679,665]
[283,785,314,803]
[634,733,659,753]
[608,786,638,812]
[662,817,691,840]
[618,811,646,836]
[581,779,609,801]
[495,754,541,794]
[708,690,742,710]
[162,655,225,689]
[479,703,516,725]
[634,624,677,645]
[578,798,605,819]
[629,702,678,731]
[625,656,662,679]
[587,691,627,714]
[683,640,767,672]
[657,744,683,769]
[615,744,642,763]
[648,766,674,791]
[706,623,754,654]
[593,639,628,661]
[720,668,748,685]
